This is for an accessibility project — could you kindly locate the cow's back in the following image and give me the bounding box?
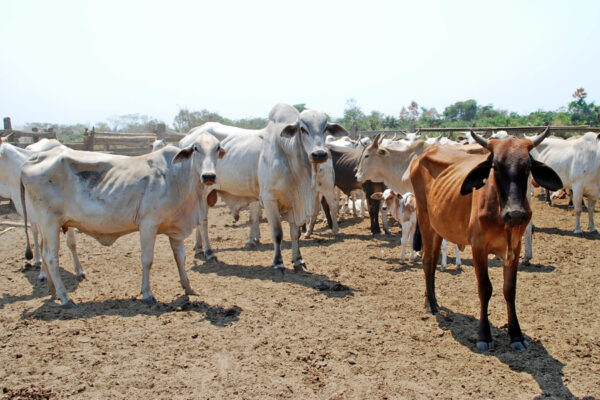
[411,146,488,246]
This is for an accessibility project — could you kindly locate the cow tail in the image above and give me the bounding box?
[20,180,33,260]
[413,222,422,252]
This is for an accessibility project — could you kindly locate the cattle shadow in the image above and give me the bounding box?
[435,306,584,399]
[0,264,81,310]
[192,261,354,299]
[519,263,556,273]
[22,295,241,326]
[534,226,600,240]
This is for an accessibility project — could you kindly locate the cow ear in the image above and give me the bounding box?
[460,153,493,195]
[530,158,563,191]
[326,123,348,137]
[173,146,194,164]
[377,148,388,156]
[218,148,226,159]
[370,192,384,200]
[281,122,299,138]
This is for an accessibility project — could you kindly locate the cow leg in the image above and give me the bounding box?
[418,211,443,314]
[399,221,412,262]
[454,243,462,268]
[31,223,42,270]
[504,243,528,350]
[351,191,358,217]
[522,221,533,265]
[199,204,217,262]
[544,188,552,205]
[290,223,306,272]
[245,201,262,248]
[66,228,85,281]
[321,191,338,235]
[366,197,382,236]
[139,226,158,306]
[263,199,284,270]
[587,197,597,233]
[194,228,204,259]
[472,247,493,351]
[304,194,321,239]
[169,237,197,296]
[381,206,391,235]
[440,239,448,271]
[38,237,56,299]
[42,227,74,308]
[572,184,584,234]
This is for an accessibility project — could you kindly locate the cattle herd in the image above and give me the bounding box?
[2,102,600,352]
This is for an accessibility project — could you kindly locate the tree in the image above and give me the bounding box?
[443,99,478,121]
[568,88,599,126]
[173,109,227,132]
[293,103,307,113]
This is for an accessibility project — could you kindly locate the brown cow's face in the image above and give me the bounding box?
[489,139,533,226]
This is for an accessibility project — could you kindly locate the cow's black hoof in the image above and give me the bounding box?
[37,276,47,285]
[142,296,157,306]
[76,272,87,281]
[477,341,494,351]
[511,340,529,351]
[293,261,307,273]
[61,299,76,309]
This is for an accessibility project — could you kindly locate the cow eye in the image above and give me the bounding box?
[301,127,309,135]
[364,154,369,158]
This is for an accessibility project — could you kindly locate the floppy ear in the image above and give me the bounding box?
[173,146,194,164]
[281,122,299,138]
[460,153,493,195]
[326,123,348,137]
[370,192,384,200]
[530,157,563,191]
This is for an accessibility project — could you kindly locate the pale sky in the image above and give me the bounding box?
[1,0,599,127]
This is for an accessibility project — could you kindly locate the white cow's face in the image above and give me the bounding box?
[282,110,348,164]
[173,132,225,185]
[355,135,388,182]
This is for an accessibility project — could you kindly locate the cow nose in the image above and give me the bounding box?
[311,150,328,163]
[201,173,217,185]
[502,209,528,226]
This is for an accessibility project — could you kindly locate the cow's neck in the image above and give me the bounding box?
[379,141,427,191]
[278,133,315,225]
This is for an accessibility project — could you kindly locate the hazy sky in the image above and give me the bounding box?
[1,0,599,127]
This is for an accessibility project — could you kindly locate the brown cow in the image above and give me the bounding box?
[410,128,562,351]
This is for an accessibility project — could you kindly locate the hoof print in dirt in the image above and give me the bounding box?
[315,282,350,292]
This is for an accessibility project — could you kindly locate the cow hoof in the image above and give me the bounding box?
[590,228,598,234]
[521,258,531,266]
[439,266,447,272]
[294,260,307,273]
[185,288,199,296]
[37,276,47,285]
[76,272,87,281]
[206,254,218,263]
[574,230,583,236]
[511,340,529,351]
[61,299,76,309]
[194,251,205,260]
[142,296,157,306]
[476,341,494,351]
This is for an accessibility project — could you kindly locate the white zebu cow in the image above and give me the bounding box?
[0,137,84,282]
[530,131,600,234]
[20,132,223,307]
[185,114,344,260]
[371,189,461,269]
[260,104,346,271]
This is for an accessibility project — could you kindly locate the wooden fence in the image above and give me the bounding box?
[0,117,185,156]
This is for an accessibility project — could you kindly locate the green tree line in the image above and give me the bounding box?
[19,88,599,142]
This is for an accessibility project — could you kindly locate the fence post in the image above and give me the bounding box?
[3,117,12,130]
[89,127,96,151]
[350,125,358,139]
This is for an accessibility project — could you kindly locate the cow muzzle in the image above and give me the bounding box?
[502,209,528,226]
[201,173,217,185]
[310,150,328,164]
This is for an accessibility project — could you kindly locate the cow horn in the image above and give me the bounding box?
[530,126,550,147]
[373,133,383,147]
[470,130,489,149]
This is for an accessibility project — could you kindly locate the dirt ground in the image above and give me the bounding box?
[0,194,598,400]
